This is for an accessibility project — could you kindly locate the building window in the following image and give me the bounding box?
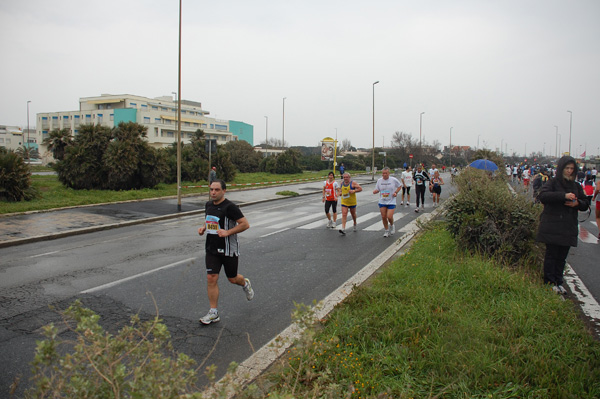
[144,117,150,123]
[141,104,148,109]
[155,118,161,123]
[152,106,158,110]
[110,114,114,121]
[97,113,103,123]
[130,102,137,108]
[215,124,227,131]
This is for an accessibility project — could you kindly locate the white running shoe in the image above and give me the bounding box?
[383,231,390,238]
[199,310,220,325]
[243,278,254,301]
[405,203,409,207]
[390,224,395,235]
[331,221,336,229]
[327,220,332,228]
[415,208,419,213]
[400,201,404,205]
[353,225,357,232]
[339,228,346,235]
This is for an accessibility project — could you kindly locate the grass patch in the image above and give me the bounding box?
[256,226,600,398]
[276,191,299,197]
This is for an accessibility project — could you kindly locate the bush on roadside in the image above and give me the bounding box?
[56,123,167,190]
[259,149,302,174]
[0,147,38,202]
[444,167,542,266]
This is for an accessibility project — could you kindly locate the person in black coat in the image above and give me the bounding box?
[536,155,589,294]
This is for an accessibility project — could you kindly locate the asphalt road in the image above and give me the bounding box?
[0,179,453,398]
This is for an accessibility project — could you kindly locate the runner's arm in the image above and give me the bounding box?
[218,216,249,237]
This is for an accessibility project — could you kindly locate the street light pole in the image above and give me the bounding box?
[567,110,572,156]
[282,97,286,147]
[554,125,558,157]
[26,100,31,153]
[372,81,379,181]
[449,127,453,167]
[176,0,182,212]
[419,112,425,165]
[265,116,268,157]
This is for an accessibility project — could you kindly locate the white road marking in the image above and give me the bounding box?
[579,226,598,244]
[270,213,322,229]
[260,228,289,238]
[565,264,600,337]
[30,250,60,258]
[80,257,197,294]
[247,212,290,227]
[363,212,408,231]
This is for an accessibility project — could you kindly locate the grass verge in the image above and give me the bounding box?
[252,224,600,398]
[0,170,357,215]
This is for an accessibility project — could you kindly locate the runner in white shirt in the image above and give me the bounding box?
[428,164,439,198]
[372,167,403,238]
[401,166,413,208]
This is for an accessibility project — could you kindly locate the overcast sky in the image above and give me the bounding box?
[1,0,599,157]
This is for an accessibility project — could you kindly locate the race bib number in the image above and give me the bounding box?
[381,190,391,199]
[342,186,350,199]
[205,215,220,234]
[325,188,332,197]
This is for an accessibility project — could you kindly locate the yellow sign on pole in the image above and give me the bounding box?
[321,137,337,176]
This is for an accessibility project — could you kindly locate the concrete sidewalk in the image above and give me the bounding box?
[0,174,376,248]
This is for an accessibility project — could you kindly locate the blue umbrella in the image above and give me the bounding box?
[469,159,499,171]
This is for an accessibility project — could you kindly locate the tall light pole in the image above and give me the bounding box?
[26,100,31,152]
[449,127,453,167]
[264,116,268,157]
[371,81,379,181]
[419,111,425,165]
[558,134,561,156]
[477,135,481,149]
[282,97,286,147]
[554,125,558,157]
[172,91,177,102]
[176,0,182,212]
[567,110,572,155]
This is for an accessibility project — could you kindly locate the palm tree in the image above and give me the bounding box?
[43,128,72,161]
[15,145,40,161]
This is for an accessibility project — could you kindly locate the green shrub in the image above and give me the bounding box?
[0,147,38,202]
[444,167,542,265]
[27,300,201,398]
[56,123,167,190]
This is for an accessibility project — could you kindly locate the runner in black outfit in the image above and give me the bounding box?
[413,165,430,213]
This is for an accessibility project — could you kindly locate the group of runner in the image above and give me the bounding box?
[322,165,445,238]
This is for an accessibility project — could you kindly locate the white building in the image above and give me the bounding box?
[35,93,254,164]
[0,125,35,153]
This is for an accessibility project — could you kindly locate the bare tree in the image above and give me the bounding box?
[340,139,352,152]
